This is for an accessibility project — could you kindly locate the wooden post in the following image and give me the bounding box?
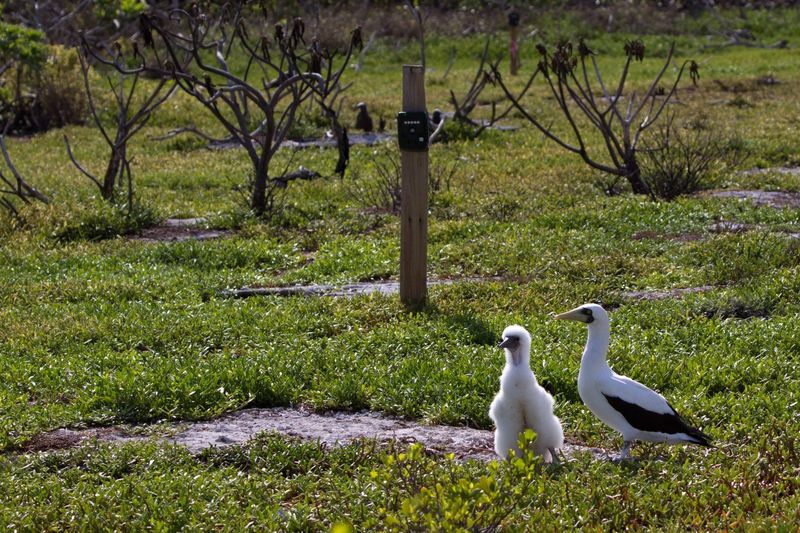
[509,11,521,76]
[400,65,428,309]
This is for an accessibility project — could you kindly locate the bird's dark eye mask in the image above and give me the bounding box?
[498,335,521,350]
[582,308,595,323]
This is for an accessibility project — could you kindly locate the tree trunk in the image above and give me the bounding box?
[102,150,123,201]
[623,154,650,195]
[102,131,127,201]
[251,157,269,216]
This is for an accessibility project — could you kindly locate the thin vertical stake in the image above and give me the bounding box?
[400,65,428,309]
[510,26,520,75]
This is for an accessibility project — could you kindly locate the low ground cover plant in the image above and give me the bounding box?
[1,3,799,530]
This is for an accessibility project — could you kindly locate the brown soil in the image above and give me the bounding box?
[21,427,143,453]
[133,218,233,243]
[17,407,607,462]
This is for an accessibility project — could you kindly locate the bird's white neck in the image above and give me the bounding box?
[580,321,611,375]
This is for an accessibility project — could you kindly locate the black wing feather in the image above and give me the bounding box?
[603,394,712,446]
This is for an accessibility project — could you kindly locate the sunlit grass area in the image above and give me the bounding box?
[1,6,799,530]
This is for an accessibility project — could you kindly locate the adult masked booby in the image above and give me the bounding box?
[489,325,564,462]
[555,304,711,460]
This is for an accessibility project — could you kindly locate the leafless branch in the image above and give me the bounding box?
[494,39,698,195]
[148,126,232,145]
[354,31,377,73]
[0,133,49,220]
[441,38,519,141]
[443,47,456,80]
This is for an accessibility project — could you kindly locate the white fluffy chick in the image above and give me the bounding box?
[489,325,564,462]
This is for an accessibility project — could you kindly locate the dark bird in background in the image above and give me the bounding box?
[354,102,374,132]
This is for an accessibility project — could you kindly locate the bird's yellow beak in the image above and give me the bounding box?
[554,306,587,322]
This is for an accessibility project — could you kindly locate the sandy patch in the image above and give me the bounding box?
[221,277,501,299]
[622,286,715,301]
[704,189,800,209]
[19,407,607,462]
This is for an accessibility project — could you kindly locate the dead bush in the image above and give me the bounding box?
[640,117,749,201]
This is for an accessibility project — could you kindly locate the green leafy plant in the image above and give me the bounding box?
[370,431,545,531]
[93,0,147,21]
[30,45,87,130]
[0,22,47,67]
[0,21,48,132]
[54,201,160,242]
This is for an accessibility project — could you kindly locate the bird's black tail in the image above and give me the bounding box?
[683,426,712,447]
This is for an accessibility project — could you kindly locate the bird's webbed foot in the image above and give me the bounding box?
[548,447,562,465]
[611,440,633,462]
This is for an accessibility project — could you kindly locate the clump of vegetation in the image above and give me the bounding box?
[0,21,48,133]
[370,434,544,530]
[54,201,159,242]
[0,28,89,134]
[639,117,749,201]
[348,146,461,213]
[30,45,88,131]
[349,148,402,213]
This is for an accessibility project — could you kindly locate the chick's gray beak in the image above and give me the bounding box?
[498,337,520,350]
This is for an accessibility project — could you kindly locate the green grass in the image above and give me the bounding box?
[1,7,800,530]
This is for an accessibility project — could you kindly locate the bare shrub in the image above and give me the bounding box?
[349,148,402,213]
[64,47,176,207]
[640,117,749,201]
[495,39,699,196]
[91,6,359,217]
[433,39,521,143]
